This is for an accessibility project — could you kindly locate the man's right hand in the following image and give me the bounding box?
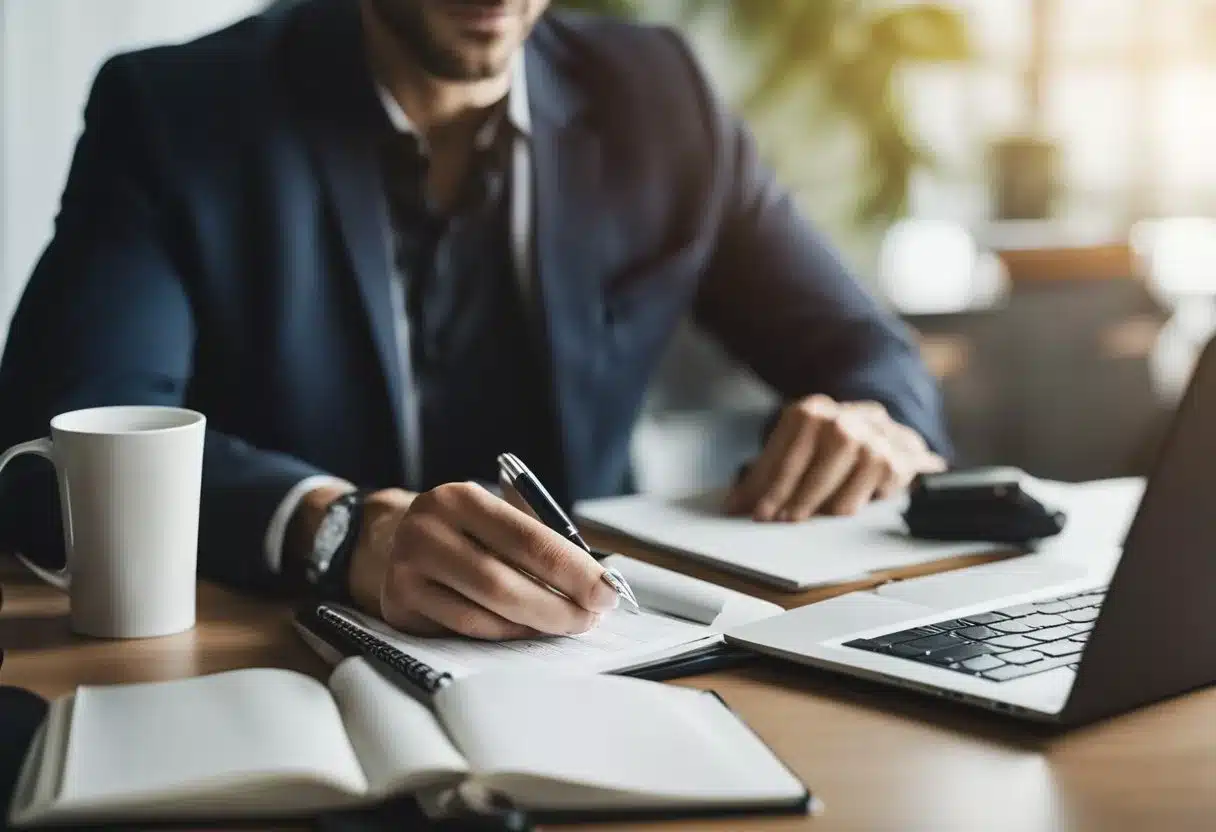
[345,483,620,640]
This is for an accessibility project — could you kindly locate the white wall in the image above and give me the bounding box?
[0,0,264,343]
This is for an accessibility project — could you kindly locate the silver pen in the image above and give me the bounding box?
[497,452,640,613]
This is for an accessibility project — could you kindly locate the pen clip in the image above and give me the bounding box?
[497,452,525,483]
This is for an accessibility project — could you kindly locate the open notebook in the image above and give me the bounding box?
[296,554,784,679]
[9,658,809,826]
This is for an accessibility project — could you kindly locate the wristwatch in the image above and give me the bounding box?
[304,490,365,602]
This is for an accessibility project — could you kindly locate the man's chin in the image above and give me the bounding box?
[368,0,524,81]
[426,40,515,80]
[425,54,507,81]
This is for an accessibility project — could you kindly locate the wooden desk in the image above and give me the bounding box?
[2,556,1213,832]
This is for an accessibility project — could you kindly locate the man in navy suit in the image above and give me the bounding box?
[0,0,948,639]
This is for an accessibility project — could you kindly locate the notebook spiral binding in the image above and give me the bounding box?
[316,605,453,694]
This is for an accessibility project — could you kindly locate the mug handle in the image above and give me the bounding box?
[0,438,70,592]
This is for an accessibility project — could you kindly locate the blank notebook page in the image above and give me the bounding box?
[59,668,367,809]
[328,657,469,795]
[437,671,804,807]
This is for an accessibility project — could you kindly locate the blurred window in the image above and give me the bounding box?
[904,0,1216,224]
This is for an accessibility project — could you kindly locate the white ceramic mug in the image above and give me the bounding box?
[0,406,205,638]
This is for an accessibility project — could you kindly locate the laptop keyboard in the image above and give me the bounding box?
[844,587,1107,683]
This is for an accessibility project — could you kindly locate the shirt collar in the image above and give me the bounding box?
[375,53,531,150]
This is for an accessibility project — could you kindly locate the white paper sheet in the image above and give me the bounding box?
[577,489,996,590]
[1029,477,1144,564]
[437,671,806,808]
[332,604,712,678]
[599,553,782,629]
[576,479,1145,591]
[55,670,367,817]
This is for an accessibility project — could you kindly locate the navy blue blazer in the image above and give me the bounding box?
[0,0,948,592]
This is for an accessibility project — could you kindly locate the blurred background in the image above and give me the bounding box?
[2,0,1214,494]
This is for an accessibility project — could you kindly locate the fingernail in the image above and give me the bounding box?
[754,501,775,521]
[589,579,621,612]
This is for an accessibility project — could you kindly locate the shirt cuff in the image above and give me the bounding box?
[264,475,356,575]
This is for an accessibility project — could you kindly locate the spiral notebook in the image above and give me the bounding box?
[295,554,785,682]
[10,656,810,826]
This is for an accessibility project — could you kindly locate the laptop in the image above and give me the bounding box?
[726,338,1216,726]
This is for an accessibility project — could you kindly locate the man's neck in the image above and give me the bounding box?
[361,0,510,139]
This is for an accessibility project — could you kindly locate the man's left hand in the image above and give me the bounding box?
[725,395,946,522]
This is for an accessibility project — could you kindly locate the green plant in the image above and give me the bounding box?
[554,0,969,223]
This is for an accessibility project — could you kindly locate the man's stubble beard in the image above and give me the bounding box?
[369,0,522,81]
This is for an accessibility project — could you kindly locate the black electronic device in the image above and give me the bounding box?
[903,467,1067,545]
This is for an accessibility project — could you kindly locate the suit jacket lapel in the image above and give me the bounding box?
[527,35,607,501]
[311,131,411,478]
[284,0,410,480]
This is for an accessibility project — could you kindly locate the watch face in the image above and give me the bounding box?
[312,500,354,575]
